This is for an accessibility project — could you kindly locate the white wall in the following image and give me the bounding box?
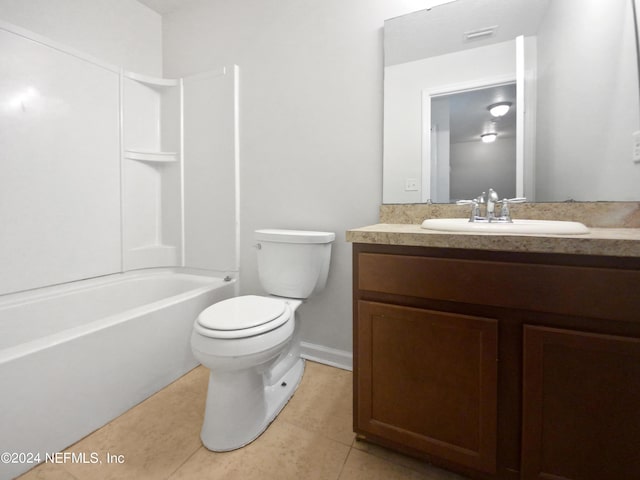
[183,68,239,276]
[383,40,516,203]
[430,97,451,202]
[0,0,162,76]
[162,0,440,357]
[450,138,517,201]
[535,0,640,201]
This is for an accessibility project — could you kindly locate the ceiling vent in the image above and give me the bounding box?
[464,25,498,41]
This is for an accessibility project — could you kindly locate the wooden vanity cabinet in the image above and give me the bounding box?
[352,243,640,480]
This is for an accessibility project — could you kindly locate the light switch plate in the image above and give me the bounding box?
[405,178,419,191]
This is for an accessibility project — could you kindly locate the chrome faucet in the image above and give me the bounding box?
[457,188,526,223]
[486,188,499,221]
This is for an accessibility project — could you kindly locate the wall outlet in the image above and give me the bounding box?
[405,178,419,191]
[633,131,640,163]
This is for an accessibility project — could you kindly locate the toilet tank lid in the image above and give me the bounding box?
[255,229,335,244]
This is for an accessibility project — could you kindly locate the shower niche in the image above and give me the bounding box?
[122,72,182,270]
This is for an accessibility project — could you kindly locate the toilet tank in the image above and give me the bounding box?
[254,229,335,299]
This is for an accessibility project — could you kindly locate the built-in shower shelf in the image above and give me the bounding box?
[124,71,179,88]
[122,68,182,272]
[124,150,178,163]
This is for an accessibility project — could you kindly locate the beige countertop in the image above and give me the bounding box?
[346,223,640,258]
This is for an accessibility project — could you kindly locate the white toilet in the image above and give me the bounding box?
[190,228,335,451]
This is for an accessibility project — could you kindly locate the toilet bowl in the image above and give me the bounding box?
[191,295,303,451]
[191,229,335,451]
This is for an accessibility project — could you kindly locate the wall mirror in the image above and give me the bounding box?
[383,0,640,204]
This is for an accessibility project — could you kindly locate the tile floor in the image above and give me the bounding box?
[18,361,468,480]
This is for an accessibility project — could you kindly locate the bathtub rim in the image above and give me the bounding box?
[0,267,233,308]
[0,268,236,364]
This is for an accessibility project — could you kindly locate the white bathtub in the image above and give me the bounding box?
[0,269,236,480]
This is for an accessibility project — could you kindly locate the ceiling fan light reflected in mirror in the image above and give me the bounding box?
[488,102,512,117]
[481,132,498,143]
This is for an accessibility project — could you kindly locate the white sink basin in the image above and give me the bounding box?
[420,218,590,235]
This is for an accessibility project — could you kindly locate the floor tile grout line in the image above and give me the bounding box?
[336,446,356,480]
[163,443,203,480]
[352,438,440,479]
[278,415,356,449]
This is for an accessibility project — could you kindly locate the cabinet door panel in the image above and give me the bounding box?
[356,301,498,473]
[522,325,640,480]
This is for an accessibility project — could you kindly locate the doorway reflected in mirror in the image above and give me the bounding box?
[430,83,516,203]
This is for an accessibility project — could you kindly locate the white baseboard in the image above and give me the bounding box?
[300,341,352,371]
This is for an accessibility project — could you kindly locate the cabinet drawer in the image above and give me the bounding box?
[357,252,640,322]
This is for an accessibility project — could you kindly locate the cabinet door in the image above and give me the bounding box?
[522,325,640,480]
[356,301,498,473]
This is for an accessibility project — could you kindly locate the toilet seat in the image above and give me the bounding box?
[195,295,291,339]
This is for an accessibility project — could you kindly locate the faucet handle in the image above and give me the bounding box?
[456,199,481,222]
[499,197,526,222]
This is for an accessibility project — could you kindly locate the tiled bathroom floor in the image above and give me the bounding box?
[18,361,467,480]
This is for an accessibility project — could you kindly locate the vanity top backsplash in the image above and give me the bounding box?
[379,202,640,228]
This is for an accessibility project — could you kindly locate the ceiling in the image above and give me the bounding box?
[432,83,517,143]
[139,0,461,15]
[136,0,195,14]
[384,0,550,66]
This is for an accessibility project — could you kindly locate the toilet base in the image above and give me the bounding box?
[200,357,305,451]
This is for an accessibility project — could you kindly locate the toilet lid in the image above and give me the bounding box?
[197,295,287,331]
